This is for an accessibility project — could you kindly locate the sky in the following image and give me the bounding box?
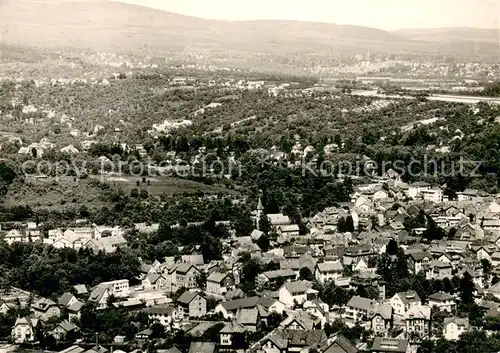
[117,0,500,30]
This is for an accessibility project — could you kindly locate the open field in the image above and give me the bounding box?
[91,174,236,196]
[4,177,112,210]
[3,174,235,210]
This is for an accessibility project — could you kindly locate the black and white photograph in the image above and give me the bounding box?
[0,0,500,352]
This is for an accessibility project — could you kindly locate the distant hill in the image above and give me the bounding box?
[392,27,500,43]
[0,0,412,54]
[1,0,498,57]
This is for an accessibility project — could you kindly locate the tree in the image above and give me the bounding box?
[139,189,149,199]
[481,259,492,279]
[150,322,165,339]
[256,233,270,251]
[459,272,474,305]
[200,235,222,262]
[130,188,139,198]
[240,253,261,288]
[337,217,346,232]
[258,213,271,234]
[299,267,314,281]
[195,271,207,289]
[345,215,355,232]
[232,211,254,237]
[386,239,398,256]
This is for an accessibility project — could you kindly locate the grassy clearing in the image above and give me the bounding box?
[92,174,235,196]
[4,175,235,211]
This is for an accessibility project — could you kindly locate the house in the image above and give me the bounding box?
[315,262,344,284]
[180,254,205,266]
[58,293,79,308]
[94,225,124,239]
[134,223,160,234]
[371,338,409,353]
[281,252,317,275]
[280,311,319,331]
[145,305,180,329]
[258,269,297,286]
[407,252,432,274]
[371,304,393,336]
[0,301,18,315]
[67,301,84,322]
[421,188,443,203]
[443,317,469,340]
[408,182,430,199]
[206,272,234,296]
[483,281,500,300]
[405,305,431,340]
[267,214,291,228]
[172,264,201,290]
[344,296,377,325]
[85,235,127,254]
[177,292,206,318]
[260,329,327,353]
[142,273,168,290]
[353,258,369,272]
[31,298,60,321]
[73,284,88,297]
[235,307,260,331]
[4,229,25,245]
[303,299,330,325]
[283,246,313,259]
[219,320,247,352]
[343,244,376,267]
[12,317,41,343]
[278,281,316,308]
[88,286,110,309]
[50,320,79,340]
[251,229,264,241]
[259,330,289,353]
[321,333,358,353]
[428,292,456,312]
[426,261,452,280]
[215,297,260,319]
[390,291,421,316]
[88,279,130,310]
[96,280,130,298]
[277,224,300,238]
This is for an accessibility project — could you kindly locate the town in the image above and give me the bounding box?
[1,167,500,353]
[2,1,500,353]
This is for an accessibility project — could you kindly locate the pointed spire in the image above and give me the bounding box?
[257,197,263,211]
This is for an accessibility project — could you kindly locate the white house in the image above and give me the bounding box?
[408,182,431,199]
[97,279,130,298]
[344,296,377,325]
[315,262,343,284]
[145,305,181,329]
[277,224,300,238]
[390,291,422,316]
[12,317,40,343]
[206,272,234,296]
[443,317,469,340]
[278,281,316,308]
[4,230,26,245]
[405,305,431,339]
[428,292,456,312]
[421,188,443,203]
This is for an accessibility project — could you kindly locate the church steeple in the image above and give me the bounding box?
[255,191,264,227]
[257,197,263,211]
